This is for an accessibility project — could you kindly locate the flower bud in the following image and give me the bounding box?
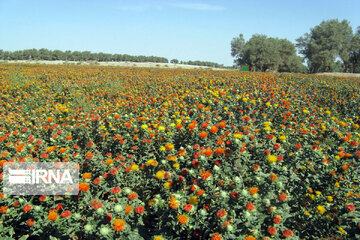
[200,209,207,216]
[84,224,93,232]
[242,189,249,197]
[100,226,111,236]
[263,199,271,206]
[114,205,123,213]
[227,225,234,231]
[234,176,241,183]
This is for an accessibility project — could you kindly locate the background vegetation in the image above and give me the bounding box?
[232,19,360,73]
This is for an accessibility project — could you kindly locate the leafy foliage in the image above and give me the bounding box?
[296,19,359,73]
[231,35,306,73]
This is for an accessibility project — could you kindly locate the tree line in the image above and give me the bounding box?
[0,49,169,63]
[231,19,360,73]
[0,49,226,68]
[170,59,224,68]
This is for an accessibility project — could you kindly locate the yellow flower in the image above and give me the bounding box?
[153,236,164,240]
[158,126,165,131]
[327,196,333,202]
[164,182,172,189]
[242,97,248,102]
[265,102,271,107]
[131,164,139,171]
[315,191,322,195]
[316,205,326,215]
[188,196,198,205]
[159,146,166,151]
[147,159,155,166]
[263,122,271,127]
[233,133,243,139]
[303,109,309,114]
[309,194,315,200]
[267,155,277,163]
[304,210,311,216]
[264,126,272,131]
[173,163,180,168]
[335,182,340,188]
[279,136,286,142]
[141,124,148,130]
[338,227,347,234]
[156,170,165,180]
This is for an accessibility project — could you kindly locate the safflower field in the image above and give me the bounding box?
[0,63,359,240]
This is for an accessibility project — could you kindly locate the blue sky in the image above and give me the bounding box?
[0,0,359,66]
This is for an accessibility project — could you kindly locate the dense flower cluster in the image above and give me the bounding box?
[0,64,359,239]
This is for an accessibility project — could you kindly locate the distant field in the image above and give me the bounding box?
[316,72,360,78]
[0,60,226,70]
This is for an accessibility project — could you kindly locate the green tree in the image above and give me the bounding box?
[350,26,360,73]
[296,19,355,73]
[170,59,179,64]
[231,34,246,66]
[38,48,51,60]
[231,34,304,72]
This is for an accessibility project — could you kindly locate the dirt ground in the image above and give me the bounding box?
[315,72,360,78]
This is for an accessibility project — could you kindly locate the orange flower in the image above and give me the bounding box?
[168,195,179,209]
[177,214,188,224]
[59,148,67,153]
[188,122,196,130]
[214,148,225,154]
[85,152,93,160]
[0,206,8,214]
[200,170,212,180]
[26,219,35,226]
[0,160,7,167]
[204,148,213,157]
[342,164,349,171]
[165,143,174,150]
[269,173,277,182]
[79,182,90,192]
[199,131,208,139]
[248,187,259,195]
[113,219,126,231]
[196,189,205,196]
[82,173,92,179]
[47,211,58,221]
[210,125,218,133]
[125,205,132,214]
[65,136,72,140]
[128,192,138,200]
[211,233,222,240]
[244,236,256,240]
[47,117,54,122]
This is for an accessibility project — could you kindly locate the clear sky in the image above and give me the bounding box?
[0,0,359,66]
